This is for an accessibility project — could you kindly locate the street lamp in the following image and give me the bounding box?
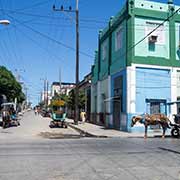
[0,20,10,26]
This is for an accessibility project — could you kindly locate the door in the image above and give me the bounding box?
[150,102,160,114]
[113,97,120,130]
[113,76,123,130]
[150,102,160,129]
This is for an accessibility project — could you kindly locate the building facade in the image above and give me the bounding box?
[91,0,180,132]
[79,73,92,121]
[51,82,75,97]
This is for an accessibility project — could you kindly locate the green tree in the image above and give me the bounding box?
[0,66,25,103]
[67,89,86,110]
[52,92,68,103]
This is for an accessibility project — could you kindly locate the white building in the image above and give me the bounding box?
[51,82,75,97]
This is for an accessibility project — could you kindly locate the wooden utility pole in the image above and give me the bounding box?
[53,0,79,124]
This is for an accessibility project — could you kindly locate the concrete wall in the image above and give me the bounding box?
[136,67,171,113]
[175,23,180,60]
[134,0,169,12]
[99,39,109,81]
[110,20,127,75]
[134,18,169,59]
[111,69,127,131]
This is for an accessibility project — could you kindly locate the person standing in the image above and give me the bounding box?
[80,111,86,123]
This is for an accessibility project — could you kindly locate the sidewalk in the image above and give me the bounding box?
[66,119,171,138]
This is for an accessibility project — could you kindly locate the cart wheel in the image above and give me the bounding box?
[171,128,180,138]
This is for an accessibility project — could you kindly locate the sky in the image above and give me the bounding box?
[0,0,179,106]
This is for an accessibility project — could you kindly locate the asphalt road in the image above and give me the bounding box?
[0,112,180,180]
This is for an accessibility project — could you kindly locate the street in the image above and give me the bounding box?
[0,112,179,180]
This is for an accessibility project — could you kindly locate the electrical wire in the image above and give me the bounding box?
[13,24,74,69]
[7,14,94,58]
[0,8,108,25]
[15,0,50,12]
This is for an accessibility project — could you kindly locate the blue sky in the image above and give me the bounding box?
[0,0,179,105]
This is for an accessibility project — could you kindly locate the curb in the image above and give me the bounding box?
[67,123,108,138]
[67,122,173,139]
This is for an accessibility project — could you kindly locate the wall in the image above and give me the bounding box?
[177,71,180,98]
[175,23,180,60]
[92,52,99,84]
[134,17,169,59]
[134,0,168,12]
[110,20,127,75]
[136,67,171,114]
[97,77,110,125]
[99,39,109,81]
[111,69,127,130]
[51,85,60,97]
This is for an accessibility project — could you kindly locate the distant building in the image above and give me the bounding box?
[40,91,51,106]
[51,82,75,97]
[79,73,92,121]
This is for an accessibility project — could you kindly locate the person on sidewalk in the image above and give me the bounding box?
[80,111,86,124]
[34,107,38,115]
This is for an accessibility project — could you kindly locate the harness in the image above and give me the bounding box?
[140,118,145,124]
[139,114,146,124]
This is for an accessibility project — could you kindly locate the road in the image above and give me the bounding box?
[0,112,180,180]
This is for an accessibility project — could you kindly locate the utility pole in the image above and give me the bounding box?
[24,86,28,108]
[53,0,79,124]
[46,80,49,108]
[43,78,46,107]
[59,67,61,95]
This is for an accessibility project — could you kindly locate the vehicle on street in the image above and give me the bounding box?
[1,102,20,128]
[170,114,180,138]
[41,109,51,118]
[49,99,67,128]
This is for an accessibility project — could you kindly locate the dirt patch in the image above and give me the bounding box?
[39,132,82,139]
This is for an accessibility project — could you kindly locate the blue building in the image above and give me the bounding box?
[91,0,180,132]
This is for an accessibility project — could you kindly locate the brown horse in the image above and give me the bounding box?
[131,113,170,138]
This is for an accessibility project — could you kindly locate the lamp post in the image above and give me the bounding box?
[0,20,10,25]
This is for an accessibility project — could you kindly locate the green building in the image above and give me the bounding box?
[91,0,180,132]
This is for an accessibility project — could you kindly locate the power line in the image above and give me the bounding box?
[15,0,50,12]
[7,14,94,58]
[0,8,108,24]
[13,23,74,69]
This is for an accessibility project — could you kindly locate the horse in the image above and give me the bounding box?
[131,113,171,138]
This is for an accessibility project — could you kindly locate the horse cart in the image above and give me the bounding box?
[49,100,68,128]
[170,114,180,138]
[1,102,20,128]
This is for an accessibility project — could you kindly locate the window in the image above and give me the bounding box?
[102,41,108,60]
[145,21,165,45]
[115,27,123,51]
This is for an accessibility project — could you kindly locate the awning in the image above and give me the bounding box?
[166,100,180,105]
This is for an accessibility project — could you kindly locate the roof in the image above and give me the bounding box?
[167,100,180,105]
[1,102,16,107]
[52,82,75,86]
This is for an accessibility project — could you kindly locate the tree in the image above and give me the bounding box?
[0,66,25,103]
[67,89,86,110]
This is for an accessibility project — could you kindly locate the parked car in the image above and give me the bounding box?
[41,109,51,117]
